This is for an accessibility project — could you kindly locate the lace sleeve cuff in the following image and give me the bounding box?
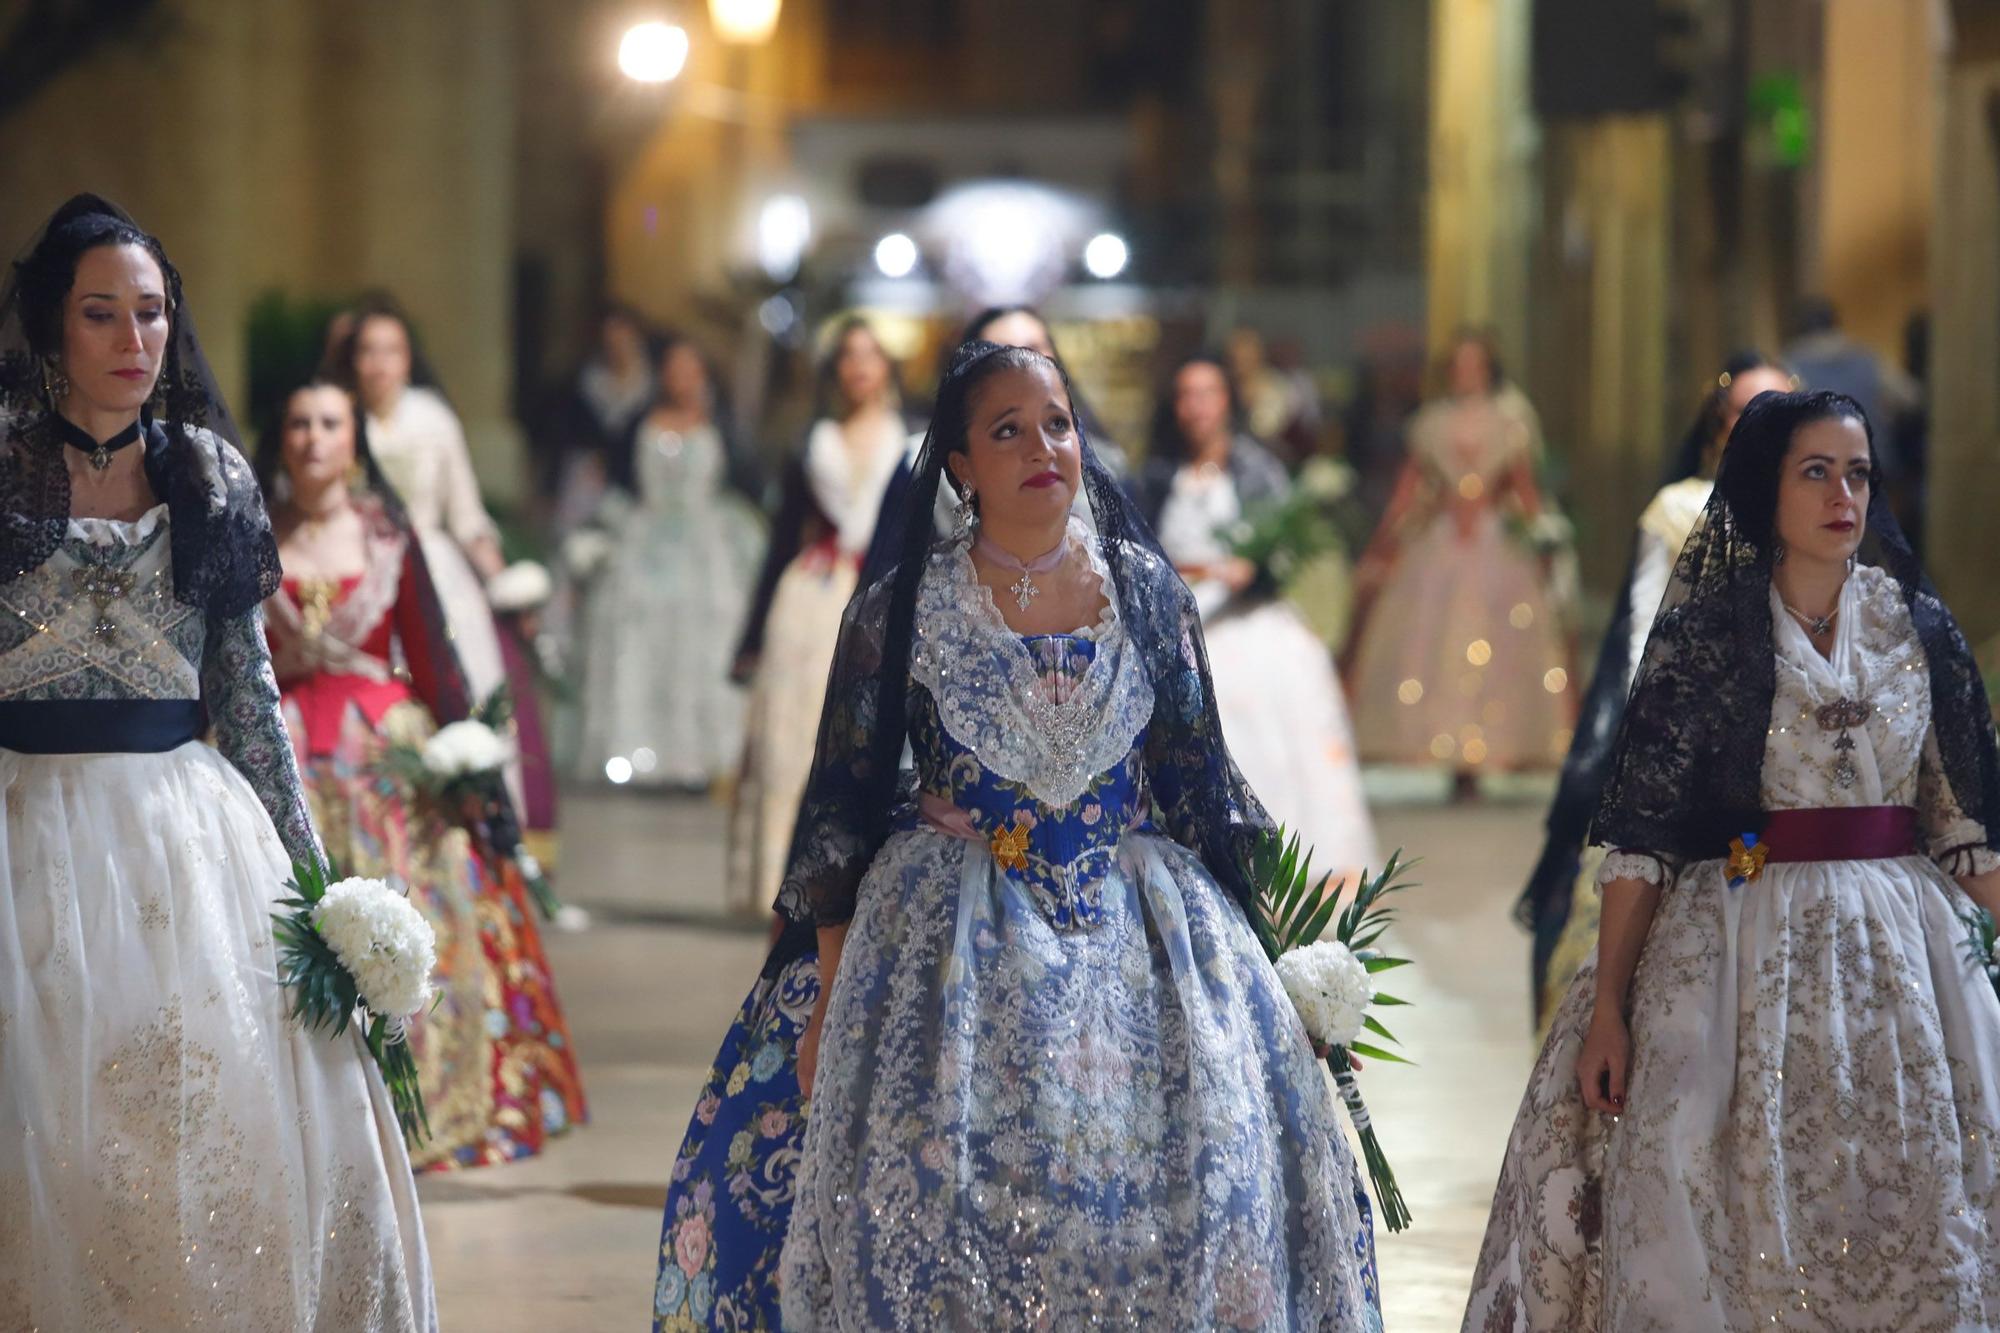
[1936,841,2000,879]
[1598,849,1674,889]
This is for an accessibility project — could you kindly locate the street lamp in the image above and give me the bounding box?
[874,233,919,279]
[709,0,781,44]
[1084,232,1130,280]
[618,21,690,83]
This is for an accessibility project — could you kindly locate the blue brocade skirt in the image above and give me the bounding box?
[778,828,1381,1332]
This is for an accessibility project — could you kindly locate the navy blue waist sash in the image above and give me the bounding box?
[0,699,204,754]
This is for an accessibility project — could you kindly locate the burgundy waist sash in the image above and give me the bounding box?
[1756,805,1919,863]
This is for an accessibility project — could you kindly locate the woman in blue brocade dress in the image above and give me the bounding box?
[774,341,1379,1330]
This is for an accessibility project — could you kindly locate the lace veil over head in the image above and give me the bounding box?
[769,340,1272,958]
[0,193,278,617]
[1591,388,2000,861]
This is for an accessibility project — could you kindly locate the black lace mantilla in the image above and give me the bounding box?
[0,411,280,619]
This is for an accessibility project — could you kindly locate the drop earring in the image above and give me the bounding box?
[1774,542,1787,565]
[40,356,69,407]
[952,486,978,544]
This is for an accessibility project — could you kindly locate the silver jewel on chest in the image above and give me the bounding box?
[1009,571,1039,612]
[1814,696,1870,791]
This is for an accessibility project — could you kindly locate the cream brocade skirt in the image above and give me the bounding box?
[1465,852,2000,1331]
[0,743,433,1331]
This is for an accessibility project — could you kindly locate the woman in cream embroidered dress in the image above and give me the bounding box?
[1465,390,2000,1332]
[1348,330,1574,787]
[0,196,431,1329]
[262,380,586,1171]
[728,317,906,913]
[778,342,1379,1331]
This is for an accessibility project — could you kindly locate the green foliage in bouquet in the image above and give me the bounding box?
[273,859,429,1145]
[1252,829,1419,1233]
[1964,906,2000,998]
[1226,459,1363,589]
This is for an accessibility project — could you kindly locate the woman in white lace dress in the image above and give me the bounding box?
[778,341,1381,1331]
[1465,390,2000,1331]
[728,317,907,913]
[0,197,432,1329]
[572,333,762,787]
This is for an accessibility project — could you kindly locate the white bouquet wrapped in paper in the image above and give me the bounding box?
[486,560,553,613]
[422,719,512,779]
[1274,938,1374,1049]
[310,877,437,1021]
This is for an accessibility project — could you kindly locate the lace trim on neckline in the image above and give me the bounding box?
[913,524,1153,808]
[68,502,169,547]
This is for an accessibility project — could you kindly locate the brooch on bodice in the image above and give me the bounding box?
[990,819,1031,873]
[1814,697,1872,790]
[70,562,135,641]
[1727,833,1769,888]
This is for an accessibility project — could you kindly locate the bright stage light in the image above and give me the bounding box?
[1084,232,1129,280]
[874,232,919,279]
[619,21,690,83]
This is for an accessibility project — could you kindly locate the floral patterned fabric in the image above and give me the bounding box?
[269,549,588,1172]
[777,546,1380,1331]
[654,952,817,1332]
[1466,566,2000,1331]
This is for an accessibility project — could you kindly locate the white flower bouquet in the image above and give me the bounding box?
[486,560,554,613]
[562,528,615,581]
[1253,831,1418,1232]
[422,718,513,782]
[273,860,436,1144]
[379,688,561,922]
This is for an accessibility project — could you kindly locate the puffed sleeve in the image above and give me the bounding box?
[1919,722,2000,878]
[204,605,324,871]
[429,393,500,553]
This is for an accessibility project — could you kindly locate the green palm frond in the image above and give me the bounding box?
[1250,827,1421,1232]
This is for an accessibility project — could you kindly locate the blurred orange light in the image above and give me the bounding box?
[710,0,781,44]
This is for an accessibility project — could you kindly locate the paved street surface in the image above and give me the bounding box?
[422,779,1548,1330]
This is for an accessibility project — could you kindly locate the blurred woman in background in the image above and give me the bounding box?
[262,377,587,1169]
[337,295,561,850]
[1145,352,1375,889]
[1347,328,1574,797]
[571,332,763,789]
[727,317,908,914]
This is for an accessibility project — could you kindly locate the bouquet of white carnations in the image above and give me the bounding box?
[274,860,436,1144]
[380,689,562,920]
[1253,830,1418,1233]
[486,560,553,614]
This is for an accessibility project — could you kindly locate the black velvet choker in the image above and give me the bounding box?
[50,414,144,472]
